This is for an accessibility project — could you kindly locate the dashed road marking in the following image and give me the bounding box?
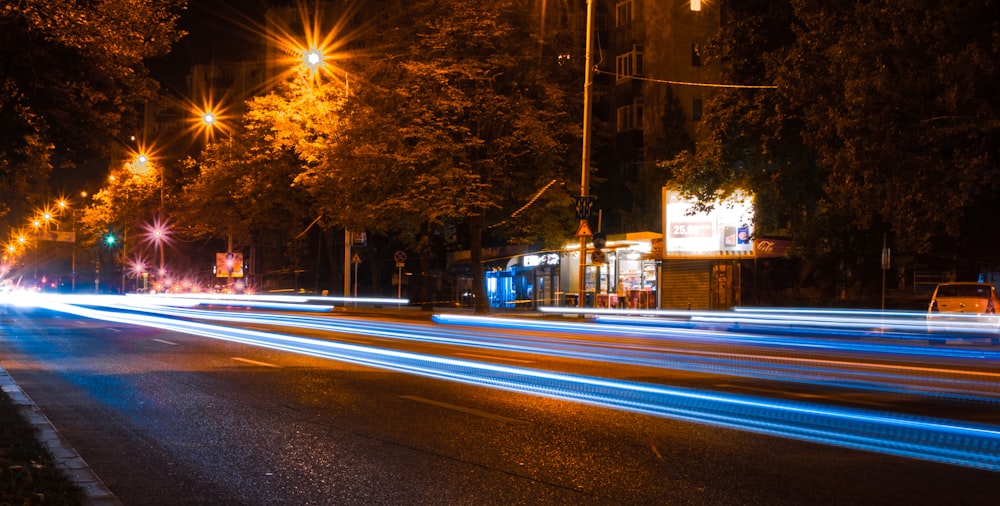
[152,338,179,346]
[231,357,281,368]
[400,395,525,424]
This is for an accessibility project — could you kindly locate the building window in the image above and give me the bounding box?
[616,1,633,27]
[615,45,644,82]
[616,53,632,81]
[692,98,703,121]
[691,43,702,66]
[617,101,644,132]
[617,106,632,132]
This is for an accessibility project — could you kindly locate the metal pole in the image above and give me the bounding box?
[71,210,76,292]
[577,0,595,310]
[120,227,126,293]
[344,229,351,297]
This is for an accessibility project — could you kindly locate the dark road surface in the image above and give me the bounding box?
[1,306,998,505]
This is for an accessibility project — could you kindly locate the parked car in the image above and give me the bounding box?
[927,282,1000,344]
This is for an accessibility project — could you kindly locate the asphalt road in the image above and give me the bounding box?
[1,305,998,505]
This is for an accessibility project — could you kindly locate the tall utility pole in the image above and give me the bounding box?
[577,0,595,309]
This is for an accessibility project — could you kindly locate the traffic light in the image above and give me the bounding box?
[105,233,116,246]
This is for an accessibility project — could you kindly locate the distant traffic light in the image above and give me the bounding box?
[105,233,116,246]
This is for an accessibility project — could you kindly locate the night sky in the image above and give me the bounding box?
[52,1,277,196]
[147,0,268,94]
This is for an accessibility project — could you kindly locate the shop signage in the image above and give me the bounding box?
[754,237,792,258]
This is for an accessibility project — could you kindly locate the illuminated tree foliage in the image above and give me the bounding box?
[343,0,580,310]
[176,115,314,284]
[664,0,1000,296]
[0,0,185,218]
[233,0,581,308]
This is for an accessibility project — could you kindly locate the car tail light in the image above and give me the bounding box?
[930,299,939,312]
[987,299,996,314]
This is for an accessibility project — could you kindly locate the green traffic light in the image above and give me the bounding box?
[105,234,116,245]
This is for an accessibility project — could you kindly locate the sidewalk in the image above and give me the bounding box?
[0,366,120,505]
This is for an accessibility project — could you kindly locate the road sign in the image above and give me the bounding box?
[575,220,594,238]
[574,196,595,220]
[393,250,407,263]
[591,249,606,265]
[593,232,606,249]
[352,253,362,264]
[351,231,368,247]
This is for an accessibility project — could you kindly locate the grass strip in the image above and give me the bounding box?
[0,388,82,505]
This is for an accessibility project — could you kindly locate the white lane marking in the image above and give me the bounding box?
[231,357,281,368]
[400,395,525,424]
[152,338,179,346]
[454,352,534,364]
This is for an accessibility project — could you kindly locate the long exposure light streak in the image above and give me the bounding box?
[45,295,1000,405]
[541,305,1000,341]
[17,294,1000,472]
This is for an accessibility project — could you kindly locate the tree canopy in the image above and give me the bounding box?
[180,0,582,307]
[0,0,185,219]
[663,0,1000,295]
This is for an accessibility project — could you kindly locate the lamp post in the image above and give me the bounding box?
[577,0,595,309]
[55,194,86,292]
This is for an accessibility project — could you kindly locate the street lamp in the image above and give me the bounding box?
[305,49,323,72]
[143,218,170,282]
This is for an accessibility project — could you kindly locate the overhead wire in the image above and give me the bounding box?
[594,68,777,89]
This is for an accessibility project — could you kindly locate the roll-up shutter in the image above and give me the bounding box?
[661,260,711,309]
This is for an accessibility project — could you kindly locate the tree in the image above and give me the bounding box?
[176,111,314,291]
[663,0,1000,300]
[0,0,185,221]
[246,0,581,309]
[346,0,580,311]
[77,159,161,289]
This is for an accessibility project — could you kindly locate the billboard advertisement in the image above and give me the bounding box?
[215,252,244,278]
[661,189,754,258]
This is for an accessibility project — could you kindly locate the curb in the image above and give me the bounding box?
[0,367,120,506]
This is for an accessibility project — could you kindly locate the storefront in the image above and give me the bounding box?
[660,189,755,309]
[484,252,560,309]
[558,232,661,309]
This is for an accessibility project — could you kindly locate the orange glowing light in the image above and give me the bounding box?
[262,1,358,86]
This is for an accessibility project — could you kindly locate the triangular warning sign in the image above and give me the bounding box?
[576,221,594,238]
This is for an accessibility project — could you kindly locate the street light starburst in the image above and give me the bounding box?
[263,1,358,85]
[142,217,173,250]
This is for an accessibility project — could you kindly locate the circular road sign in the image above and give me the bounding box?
[393,250,407,263]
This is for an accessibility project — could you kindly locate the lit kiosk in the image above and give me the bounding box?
[660,189,755,310]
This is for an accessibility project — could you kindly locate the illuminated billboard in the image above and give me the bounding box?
[215,252,244,278]
[661,189,754,258]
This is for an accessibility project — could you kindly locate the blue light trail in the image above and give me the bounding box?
[39,294,1000,405]
[12,293,1000,472]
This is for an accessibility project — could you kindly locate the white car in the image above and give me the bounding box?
[927,282,1000,344]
